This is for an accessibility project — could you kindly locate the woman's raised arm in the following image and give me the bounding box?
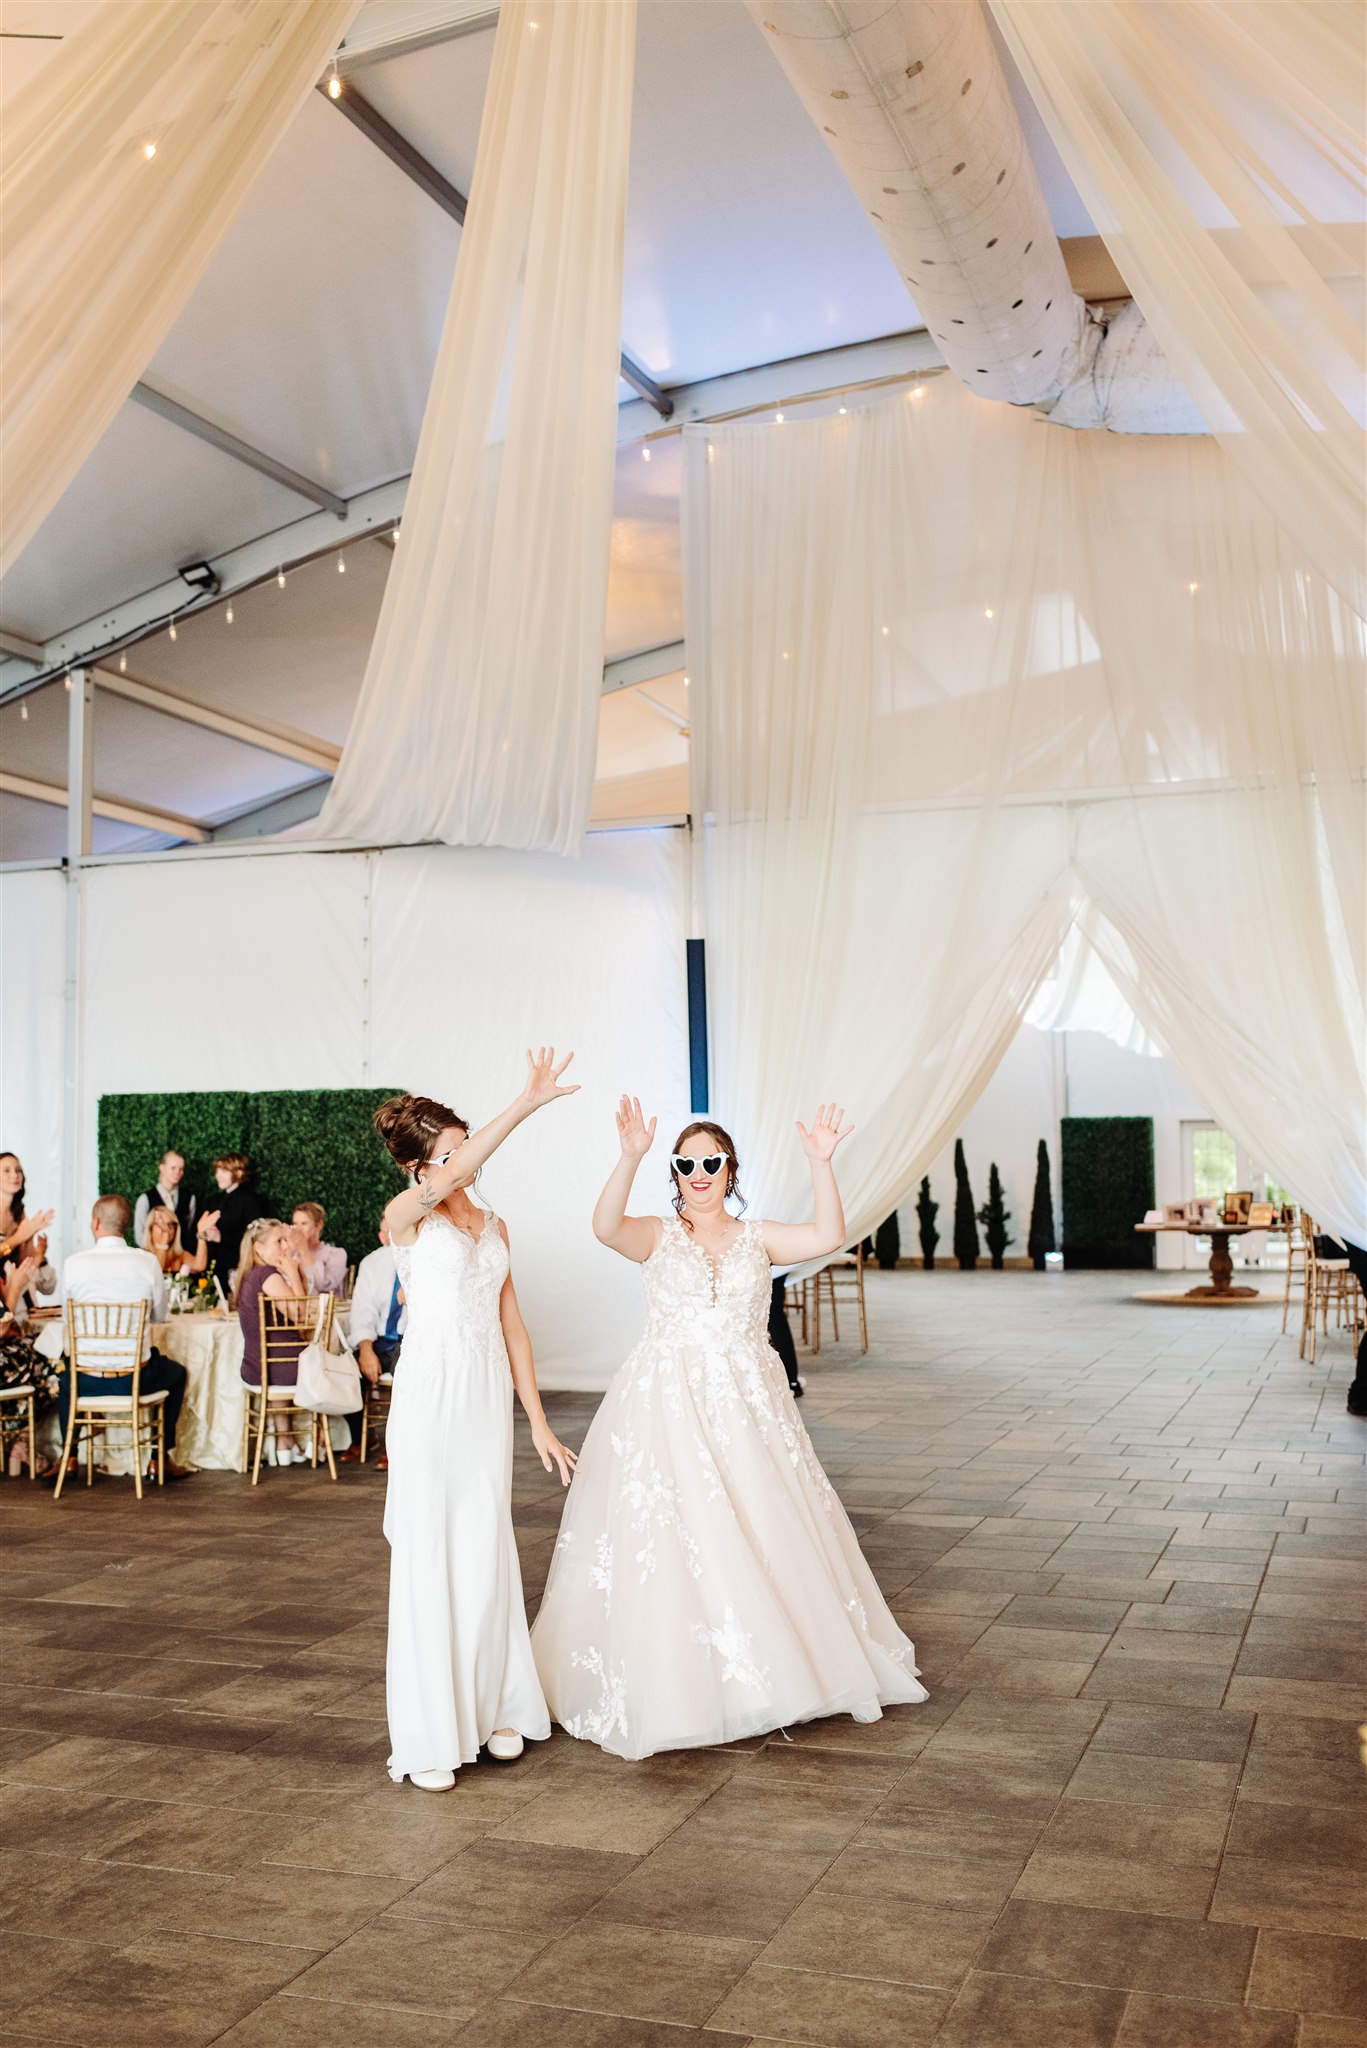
[761,1105,855,1266]
[386,1049,578,1242]
[593,1095,662,1263]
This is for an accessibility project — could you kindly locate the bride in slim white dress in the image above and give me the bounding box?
[374,1051,579,1793]
[531,1099,926,1759]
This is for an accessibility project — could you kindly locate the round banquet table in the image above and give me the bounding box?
[1133,1221,1281,1306]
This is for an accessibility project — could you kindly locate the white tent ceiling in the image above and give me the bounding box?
[0,0,1109,861]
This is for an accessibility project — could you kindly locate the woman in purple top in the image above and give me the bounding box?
[237,1219,313,1465]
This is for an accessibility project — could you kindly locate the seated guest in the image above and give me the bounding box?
[0,1151,57,1307]
[347,1216,406,1467]
[290,1203,347,1296]
[207,1155,262,1300]
[60,1196,191,1480]
[236,1219,314,1463]
[1,1255,62,1475]
[133,1151,198,1252]
[141,1203,221,1279]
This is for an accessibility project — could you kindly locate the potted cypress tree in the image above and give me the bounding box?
[977,1163,1012,1270]
[874,1212,900,1270]
[915,1176,939,1270]
[953,1141,979,1271]
[1028,1139,1056,1270]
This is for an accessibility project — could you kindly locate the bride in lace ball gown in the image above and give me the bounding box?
[373,1052,579,1793]
[531,1098,926,1759]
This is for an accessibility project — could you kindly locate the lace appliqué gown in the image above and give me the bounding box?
[385,1212,550,1778]
[531,1216,926,1759]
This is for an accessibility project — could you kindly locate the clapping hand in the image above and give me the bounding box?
[197,1210,222,1242]
[12,1208,53,1247]
[31,1234,48,1265]
[2,1255,39,1314]
[796,1104,854,1163]
[615,1095,656,1161]
[520,1047,579,1111]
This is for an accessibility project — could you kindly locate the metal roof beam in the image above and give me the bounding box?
[0,770,209,844]
[94,669,341,775]
[320,78,671,419]
[130,383,347,518]
[602,642,686,694]
[338,0,498,69]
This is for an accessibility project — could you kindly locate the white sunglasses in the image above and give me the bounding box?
[671,1152,727,1178]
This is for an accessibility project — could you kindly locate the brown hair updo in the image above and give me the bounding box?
[668,1120,745,1229]
[373,1095,471,1175]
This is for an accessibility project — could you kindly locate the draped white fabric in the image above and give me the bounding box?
[989,0,1367,620]
[318,0,636,854]
[686,377,1365,1244]
[0,0,358,575]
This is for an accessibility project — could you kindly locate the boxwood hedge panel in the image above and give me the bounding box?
[98,1088,407,1266]
[1061,1115,1155,1269]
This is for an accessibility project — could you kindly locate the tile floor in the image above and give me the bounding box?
[1,1271,1363,2047]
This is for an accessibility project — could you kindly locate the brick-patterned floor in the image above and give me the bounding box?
[1,1270,1363,2046]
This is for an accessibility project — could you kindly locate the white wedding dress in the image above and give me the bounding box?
[385,1209,550,1778]
[531,1215,926,1759]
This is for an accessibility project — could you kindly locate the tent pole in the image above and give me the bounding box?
[63,669,93,1261]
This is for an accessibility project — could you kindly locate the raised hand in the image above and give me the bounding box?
[615,1094,656,1161]
[198,1210,222,1241]
[796,1103,854,1163]
[13,1208,54,1247]
[520,1047,579,1110]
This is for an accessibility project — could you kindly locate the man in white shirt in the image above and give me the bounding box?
[133,1152,197,1250]
[61,1194,191,1477]
[348,1217,405,1467]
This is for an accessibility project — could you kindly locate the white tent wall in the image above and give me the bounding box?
[0,866,66,1263]
[10,828,690,1391]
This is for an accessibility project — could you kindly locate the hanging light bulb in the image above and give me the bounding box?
[118,653,127,673]
[168,619,177,641]
[337,553,346,574]
[390,525,401,545]
[881,624,890,636]
[225,602,234,624]
[277,567,286,587]
[838,405,848,415]
[984,607,995,620]
[912,385,925,399]
[682,674,690,688]
[20,701,28,721]
[1188,580,1199,594]
[143,141,157,161]
[64,672,72,690]
[327,64,342,99]
[642,446,651,462]
[775,412,785,424]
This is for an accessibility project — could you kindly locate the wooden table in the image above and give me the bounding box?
[1134,1221,1278,1304]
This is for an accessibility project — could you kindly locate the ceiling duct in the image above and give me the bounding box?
[746,0,1206,432]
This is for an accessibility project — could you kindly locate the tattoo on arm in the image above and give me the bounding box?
[418,1182,441,1212]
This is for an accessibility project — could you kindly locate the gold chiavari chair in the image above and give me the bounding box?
[359,1369,394,1465]
[1300,1216,1353,1366]
[829,1244,869,1354]
[0,1382,37,1480]
[244,1293,337,1485]
[1279,1207,1308,1335]
[54,1301,164,1501]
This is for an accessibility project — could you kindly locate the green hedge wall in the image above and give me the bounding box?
[98,1088,407,1267]
[1061,1116,1155,1269]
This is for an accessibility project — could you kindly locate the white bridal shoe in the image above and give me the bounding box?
[407,1768,456,1792]
[486,1730,524,1762]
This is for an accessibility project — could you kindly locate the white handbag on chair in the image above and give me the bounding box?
[295,1296,362,1415]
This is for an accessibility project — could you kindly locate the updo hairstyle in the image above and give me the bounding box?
[373,1095,471,1176]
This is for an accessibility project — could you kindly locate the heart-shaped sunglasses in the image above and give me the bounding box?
[671,1153,727,1178]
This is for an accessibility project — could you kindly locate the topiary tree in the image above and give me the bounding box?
[874,1212,900,1270]
[915,1176,939,1270]
[1028,1139,1056,1270]
[953,1141,979,1271]
[977,1163,1012,1270]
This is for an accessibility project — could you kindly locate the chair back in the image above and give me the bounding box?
[257,1292,331,1397]
[66,1299,148,1380]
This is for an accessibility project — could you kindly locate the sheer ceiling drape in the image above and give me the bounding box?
[318,0,636,854]
[1,0,358,575]
[989,0,1367,620]
[686,378,1364,1244]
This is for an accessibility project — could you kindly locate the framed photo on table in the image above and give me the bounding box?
[1223,1191,1253,1225]
[1248,1202,1277,1228]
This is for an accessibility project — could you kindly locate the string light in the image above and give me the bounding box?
[912,385,925,399]
[389,525,401,545]
[20,701,28,721]
[168,619,177,641]
[683,674,690,688]
[118,653,127,673]
[143,142,157,161]
[277,568,286,587]
[881,624,890,636]
[984,607,995,619]
[64,672,71,690]
[642,446,651,462]
[225,603,234,624]
[838,405,847,415]
[327,64,342,99]
[1188,580,1199,594]
[337,552,346,574]
[775,412,785,424]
